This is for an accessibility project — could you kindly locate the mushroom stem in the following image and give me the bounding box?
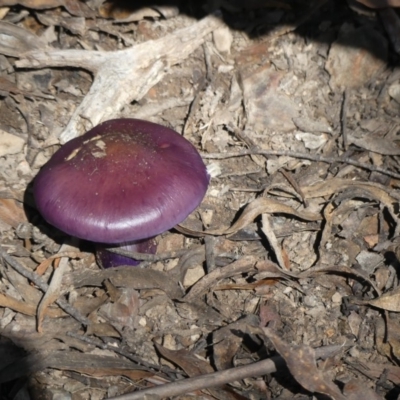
[96,239,157,269]
[33,119,209,271]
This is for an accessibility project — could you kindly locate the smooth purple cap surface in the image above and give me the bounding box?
[33,119,210,243]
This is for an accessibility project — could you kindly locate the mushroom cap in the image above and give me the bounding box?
[33,119,210,243]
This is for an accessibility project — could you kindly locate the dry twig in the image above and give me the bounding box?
[108,341,352,400]
[108,246,200,262]
[202,149,400,180]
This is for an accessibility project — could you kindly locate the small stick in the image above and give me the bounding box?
[108,246,200,261]
[108,342,351,400]
[341,89,349,151]
[204,236,216,273]
[201,149,400,180]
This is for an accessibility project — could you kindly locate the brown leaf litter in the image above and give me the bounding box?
[2,0,400,399]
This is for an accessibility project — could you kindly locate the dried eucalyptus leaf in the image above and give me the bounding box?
[0,20,45,57]
[63,268,182,299]
[264,328,346,399]
[366,286,400,312]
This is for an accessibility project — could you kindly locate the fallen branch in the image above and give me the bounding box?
[15,12,223,144]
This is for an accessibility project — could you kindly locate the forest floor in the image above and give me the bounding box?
[1,0,400,399]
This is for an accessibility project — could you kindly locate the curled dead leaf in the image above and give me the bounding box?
[183,256,259,301]
[179,197,321,237]
[0,292,65,318]
[303,178,399,228]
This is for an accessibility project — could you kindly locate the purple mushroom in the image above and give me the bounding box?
[33,118,210,268]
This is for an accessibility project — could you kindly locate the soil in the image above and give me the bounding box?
[1,0,400,399]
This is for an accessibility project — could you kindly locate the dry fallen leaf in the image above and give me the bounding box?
[342,378,382,400]
[226,197,321,235]
[183,256,258,301]
[85,321,121,338]
[303,178,400,230]
[155,344,214,377]
[214,278,280,291]
[355,285,400,312]
[180,197,321,238]
[0,351,151,384]
[348,131,400,155]
[0,76,53,99]
[0,198,27,228]
[37,257,69,333]
[99,3,161,21]
[72,367,153,381]
[4,0,62,8]
[35,251,86,276]
[354,0,400,7]
[264,328,346,399]
[212,316,258,370]
[0,0,94,17]
[0,20,45,57]
[348,357,400,386]
[0,292,65,318]
[155,344,240,400]
[63,267,182,299]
